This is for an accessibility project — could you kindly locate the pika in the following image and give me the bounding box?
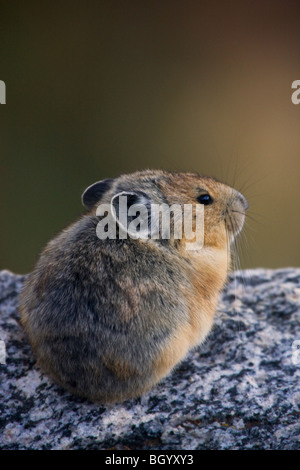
[19,169,248,403]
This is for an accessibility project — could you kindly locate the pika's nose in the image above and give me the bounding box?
[236,191,249,211]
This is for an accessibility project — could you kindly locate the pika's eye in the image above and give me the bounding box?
[197,194,213,205]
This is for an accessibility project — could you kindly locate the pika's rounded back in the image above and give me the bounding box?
[19,170,248,403]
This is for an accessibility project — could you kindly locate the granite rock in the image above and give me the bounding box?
[0,268,300,450]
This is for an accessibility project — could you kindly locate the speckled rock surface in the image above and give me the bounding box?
[0,268,300,450]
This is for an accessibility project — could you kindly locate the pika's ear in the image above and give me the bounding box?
[111,191,156,239]
[81,179,114,210]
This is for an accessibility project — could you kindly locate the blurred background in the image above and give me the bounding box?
[0,0,299,274]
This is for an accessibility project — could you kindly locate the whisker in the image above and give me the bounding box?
[225,210,248,343]
[231,210,262,227]
[243,213,262,224]
[231,209,246,216]
[237,173,268,196]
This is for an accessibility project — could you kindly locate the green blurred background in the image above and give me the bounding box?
[1,0,299,274]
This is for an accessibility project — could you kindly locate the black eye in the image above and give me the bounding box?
[197,194,213,205]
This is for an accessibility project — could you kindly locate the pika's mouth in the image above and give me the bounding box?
[225,191,248,239]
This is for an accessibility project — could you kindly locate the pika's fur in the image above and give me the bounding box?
[19,170,248,403]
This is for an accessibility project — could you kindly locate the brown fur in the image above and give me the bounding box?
[19,169,248,403]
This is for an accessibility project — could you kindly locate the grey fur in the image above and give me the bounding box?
[20,169,247,403]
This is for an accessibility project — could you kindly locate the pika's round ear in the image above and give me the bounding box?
[81,179,114,210]
[111,191,154,239]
